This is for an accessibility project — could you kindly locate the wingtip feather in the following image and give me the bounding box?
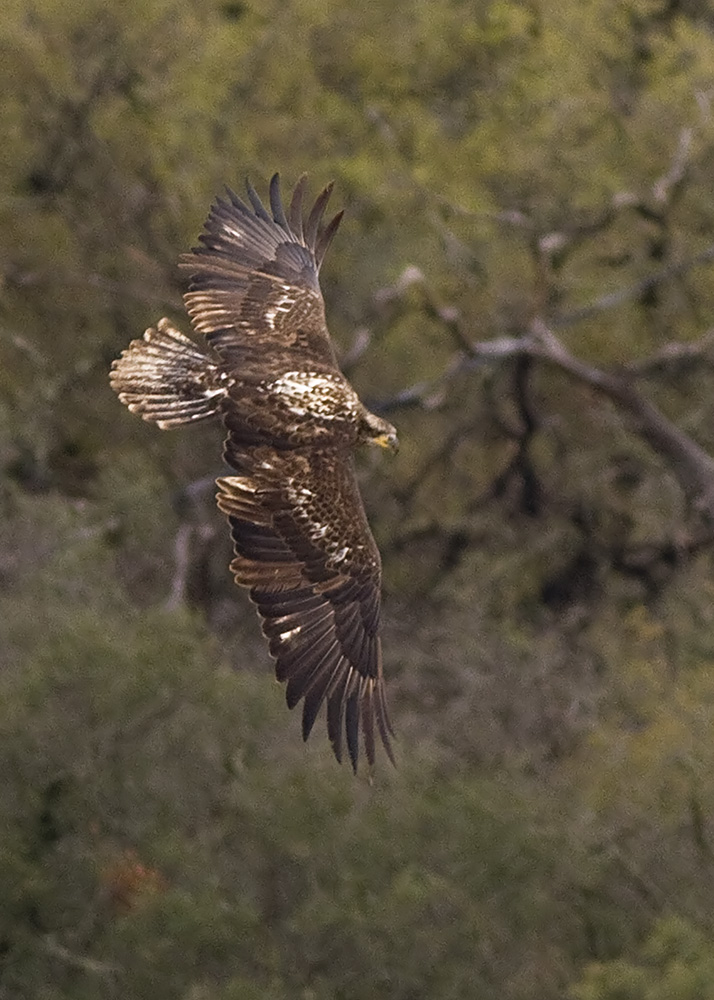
[269,172,289,231]
[304,181,334,250]
[289,174,308,242]
[315,210,344,269]
[245,177,272,222]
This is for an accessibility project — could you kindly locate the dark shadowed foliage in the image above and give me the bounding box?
[3,0,714,996]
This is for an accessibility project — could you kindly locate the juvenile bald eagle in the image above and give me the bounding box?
[110,174,398,771]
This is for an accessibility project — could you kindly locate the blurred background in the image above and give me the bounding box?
[4,0,714,996]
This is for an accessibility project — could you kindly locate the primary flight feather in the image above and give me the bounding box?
[110,173,398,771]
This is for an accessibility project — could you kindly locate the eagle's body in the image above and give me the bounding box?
[110,174,397,770]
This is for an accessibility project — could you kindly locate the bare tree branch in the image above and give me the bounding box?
[339,326,372,370]
[624,330,714,377]
[165,523,192,611]
[652,127,693,205]
[38,935,120,976]
[376,271,714,519]
[5,265,181,311]
[526,319,714,518]
[165,476,218,610]
[553,241,714,328]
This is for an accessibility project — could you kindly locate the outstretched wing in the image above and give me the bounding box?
[216,447,394,771]
[180,174,344,370]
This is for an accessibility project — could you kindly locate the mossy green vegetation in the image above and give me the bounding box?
[4,0,714,995]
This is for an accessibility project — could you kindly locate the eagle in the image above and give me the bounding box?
[110,174,398,771]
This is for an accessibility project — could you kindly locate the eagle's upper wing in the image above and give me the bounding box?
[179,174,343,370]
[216,446,394,771]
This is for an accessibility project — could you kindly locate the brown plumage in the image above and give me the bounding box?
[110,174,398,771]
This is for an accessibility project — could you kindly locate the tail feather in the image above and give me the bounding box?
[110,318,227,429]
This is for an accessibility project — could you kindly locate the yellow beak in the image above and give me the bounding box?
[374,431,399,453]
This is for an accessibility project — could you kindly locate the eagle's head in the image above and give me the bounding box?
[359,408,399,453]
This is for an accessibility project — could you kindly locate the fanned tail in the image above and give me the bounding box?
[110,318,227,429]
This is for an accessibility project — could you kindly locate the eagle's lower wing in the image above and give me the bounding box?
[216,447,394,770]
[180,174,343,370]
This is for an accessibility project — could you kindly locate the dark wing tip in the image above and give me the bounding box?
[240,173,296,237]
[245,176,272,222]
[375,680,396,767]
[274,631,394,772]
[345,690,361,772]
[225,185,247,211]
[304,181,335,252]
[183,172,342,274]
[299,669,394,773]
[315,210,344,269]
[269,172,290,231]
[288,174,308,241]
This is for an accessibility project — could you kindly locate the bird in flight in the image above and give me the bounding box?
[110,174,398,771]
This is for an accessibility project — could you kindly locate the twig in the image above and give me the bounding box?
[340,326,372,370]
[527,319,714,518]
[379,302,714,520]
[165,523,192,611]
[553,242,714,328]
[624,330,714,376]
[652,127,693,205]
[39,935,120,976]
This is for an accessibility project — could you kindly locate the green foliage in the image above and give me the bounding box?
[4,0,714,995]
[0,491,596,999]
[571,916,714,1000]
